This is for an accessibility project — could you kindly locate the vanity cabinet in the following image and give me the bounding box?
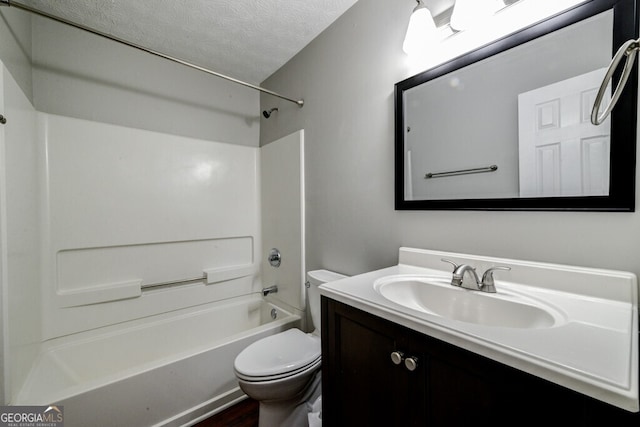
[321,297,639,426]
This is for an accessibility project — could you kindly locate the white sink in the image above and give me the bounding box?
[374,275,565,329]
[320,247,639,412]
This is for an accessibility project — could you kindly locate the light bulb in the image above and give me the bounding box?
[403,0,437,56]
[450,0,503,32]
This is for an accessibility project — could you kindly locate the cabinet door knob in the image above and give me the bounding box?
[390,351,405,365]
[405,356,418,371]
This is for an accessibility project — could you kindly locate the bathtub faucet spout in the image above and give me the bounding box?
[262,285,278,296]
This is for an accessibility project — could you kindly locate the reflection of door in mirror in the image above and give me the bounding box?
[518,68,611,198]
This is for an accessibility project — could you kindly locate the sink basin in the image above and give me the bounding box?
[374,275,564,329]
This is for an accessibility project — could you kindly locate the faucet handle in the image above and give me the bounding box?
[480,266,511,293]
[441,258,460,273]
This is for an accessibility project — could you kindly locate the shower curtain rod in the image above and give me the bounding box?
[0,0,304,107]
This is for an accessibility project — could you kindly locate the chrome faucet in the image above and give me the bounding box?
[451,264,481,289]
[442,259,510,293]
[480,267,511,293]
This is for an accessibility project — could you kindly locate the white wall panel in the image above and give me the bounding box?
[260,131,305,311]
[39,114,261,339]
[0,63,40,403]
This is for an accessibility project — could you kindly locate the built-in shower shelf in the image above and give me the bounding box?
[205,264,256,284]
[54,235,256,308]
[57,280,142,308]
[57,264,257,308]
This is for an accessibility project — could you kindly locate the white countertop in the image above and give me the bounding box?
[319,247,639,412]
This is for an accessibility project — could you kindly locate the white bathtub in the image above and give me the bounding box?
[15,294,300,427]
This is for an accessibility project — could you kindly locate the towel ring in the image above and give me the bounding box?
[591,39,639,125]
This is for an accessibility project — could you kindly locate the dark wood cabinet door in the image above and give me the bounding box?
[322,298,427,426]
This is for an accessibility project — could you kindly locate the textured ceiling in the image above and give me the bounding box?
[20,0,359,84]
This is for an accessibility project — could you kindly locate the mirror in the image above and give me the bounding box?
[395,0,637,211]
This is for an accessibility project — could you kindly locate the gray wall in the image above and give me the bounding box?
[260,0,640,281]
[31,16,260,146]
[0,6,32,100]
[0,11,259,147]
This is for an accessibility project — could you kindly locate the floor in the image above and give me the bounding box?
[194,398,259,427]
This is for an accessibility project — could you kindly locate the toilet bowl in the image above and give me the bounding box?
[233,269,347,427]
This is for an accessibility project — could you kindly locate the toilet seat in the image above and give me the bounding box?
[234,329,321,381]
[236,357,321,382]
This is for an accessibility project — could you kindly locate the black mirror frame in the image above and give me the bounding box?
[395,0,638,211]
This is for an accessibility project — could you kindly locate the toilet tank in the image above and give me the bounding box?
[307,269,347,334]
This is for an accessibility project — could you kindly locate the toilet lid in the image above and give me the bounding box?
[234,329,321,378]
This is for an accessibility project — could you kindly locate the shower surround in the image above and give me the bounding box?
[0,63,307,425]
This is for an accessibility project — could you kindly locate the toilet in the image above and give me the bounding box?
[234,269,347,427]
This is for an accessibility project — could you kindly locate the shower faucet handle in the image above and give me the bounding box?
[268,248,281,268]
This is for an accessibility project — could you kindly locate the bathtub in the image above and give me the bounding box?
[14,294,300,427]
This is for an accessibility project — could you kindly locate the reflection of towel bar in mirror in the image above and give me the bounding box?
[591,38,639,125]
[425,165,498,179]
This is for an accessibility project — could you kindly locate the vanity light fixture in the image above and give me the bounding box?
[403,0,589,71]
[402,0,437,56]
[450,0,503,31]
